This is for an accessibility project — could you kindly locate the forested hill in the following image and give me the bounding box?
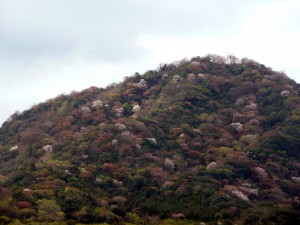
[0,55,300,225]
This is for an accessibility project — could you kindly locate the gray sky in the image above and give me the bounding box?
[1,0,300,125]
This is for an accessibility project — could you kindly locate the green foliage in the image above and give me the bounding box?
[125,212,142,224]
[241,207,300,225]
[37,199,65,222]
[0,215,11,224]
[7,219,23,225]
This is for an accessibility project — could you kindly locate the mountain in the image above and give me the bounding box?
[0,55,299,225]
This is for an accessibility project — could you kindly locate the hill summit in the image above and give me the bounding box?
[0,55,300,225]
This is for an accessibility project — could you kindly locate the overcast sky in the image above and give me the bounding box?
[1,0,300,125]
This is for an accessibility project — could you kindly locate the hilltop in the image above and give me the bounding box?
[0,55,300,225]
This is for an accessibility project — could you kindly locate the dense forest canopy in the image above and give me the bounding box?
[0,55,299,225]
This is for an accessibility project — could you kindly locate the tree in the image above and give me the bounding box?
[37,199,65,222]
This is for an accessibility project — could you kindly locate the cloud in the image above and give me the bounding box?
[136,0,300,80]
[0,0,264,62]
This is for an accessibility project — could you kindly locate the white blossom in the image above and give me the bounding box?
[249,119,259,126]
[235,97,245,106]
[147,138,157,144]
[172,75,181,83]
[231,190,250,202]
[82,154,89,159]
[187,73,196,81]
[43,145,53,153]
[132,104,141,113]
[115,107,124,117]
[113,179,123,186]
[162,74,169,80]
[10,145,19,151]
[190,61,200,66]
[206,162,217,170]
[134,79,147,90]
[81,106,91,113]
[198,73,205,79]
[115,123,126,131]
[291,177,300,184]
[255,167,268,178]
[92,100,103,109]
[112,140,118,145]
[230,123,243,132]
[240,186,258,196]
[164,158,175,170]
[281,90,290,97]
[244,103,257,111]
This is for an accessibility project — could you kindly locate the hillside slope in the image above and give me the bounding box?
[0,55,300,224]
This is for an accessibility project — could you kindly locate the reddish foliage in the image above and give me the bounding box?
[176,180,189,193]
[169,127,183,137]
[59,130,74,140]
[148,166,168,182]
[187,150,200,158]
[19,127,44,144]
[97,136,109,143]
[112,195,126,204]
[220,179,230,186]
[79,171,94,180]
[0,188,9,195]
[100,142,113,152]
[227,206,239,217]
[17,201,33,209]
[226,151,253,166]
[171,212,185,219]
[121,131,137,145]
[144,153,162,164]
[102,163,127,179]
[178,139,189,151]
[119,144,133,157]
